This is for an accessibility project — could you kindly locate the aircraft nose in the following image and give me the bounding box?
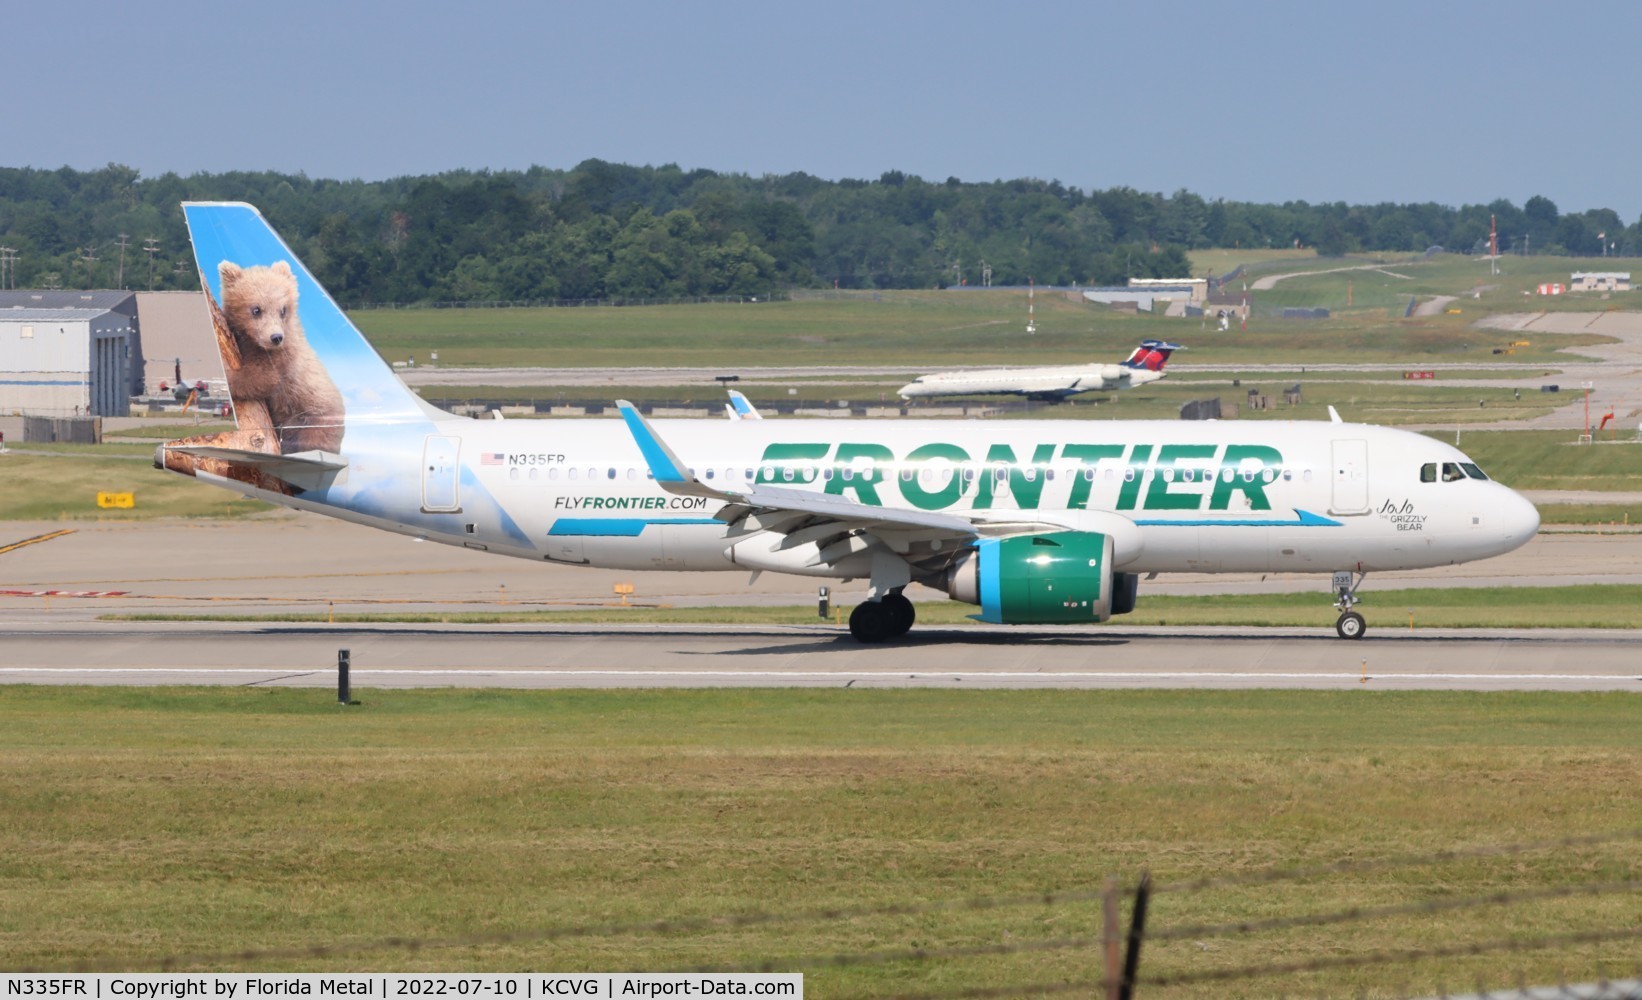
[1496,487,1540,551]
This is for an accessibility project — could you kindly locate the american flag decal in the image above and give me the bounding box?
[480,453,504,466]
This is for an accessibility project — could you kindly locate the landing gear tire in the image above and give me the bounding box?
[881,594,915,638]
[1335,611,1366,640]
[849,601,897,643]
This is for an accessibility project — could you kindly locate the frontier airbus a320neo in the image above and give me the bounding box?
[158,203,1539,642]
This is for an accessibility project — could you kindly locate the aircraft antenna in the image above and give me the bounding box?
[1026,276,1036,334]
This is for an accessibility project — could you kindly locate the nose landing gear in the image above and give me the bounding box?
[1332,569,1366,640]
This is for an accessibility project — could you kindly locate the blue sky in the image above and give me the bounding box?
[12,0,1640,221]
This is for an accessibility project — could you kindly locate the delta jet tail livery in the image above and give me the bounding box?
[897,339,1182,401]
[158,204,1539,642]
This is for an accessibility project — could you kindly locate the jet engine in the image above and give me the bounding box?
[943,531,1136,624]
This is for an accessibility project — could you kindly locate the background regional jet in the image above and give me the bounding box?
[897,339,1183,401]
[159,204,1537,643]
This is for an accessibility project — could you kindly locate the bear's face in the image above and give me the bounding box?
[218,260,301,351]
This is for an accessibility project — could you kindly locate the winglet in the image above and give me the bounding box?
[615,400,736,500]
[1328,405,1343,423]
[725,389,762,421]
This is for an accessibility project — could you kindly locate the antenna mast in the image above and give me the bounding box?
[1026,276,1036,334]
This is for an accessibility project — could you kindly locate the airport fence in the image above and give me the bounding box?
[45,828,1642,999]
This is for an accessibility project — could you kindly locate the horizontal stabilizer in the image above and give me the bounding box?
[160,444,347,492]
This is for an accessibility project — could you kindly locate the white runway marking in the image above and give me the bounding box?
[3,667,1637,682]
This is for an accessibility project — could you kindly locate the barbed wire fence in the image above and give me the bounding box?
[42,828,1642,999]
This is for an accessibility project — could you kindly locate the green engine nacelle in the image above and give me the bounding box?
[946,531,1116,624]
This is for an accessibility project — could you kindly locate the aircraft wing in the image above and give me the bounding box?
[615,401,1070,547]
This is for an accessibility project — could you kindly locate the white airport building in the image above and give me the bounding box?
[1569,271,1631,292]
[0,294,135,417]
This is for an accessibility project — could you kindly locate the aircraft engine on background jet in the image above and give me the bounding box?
[942,531,1137,624]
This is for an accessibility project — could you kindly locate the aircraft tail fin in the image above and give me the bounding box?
[182,202,434,457]
[1120,339,1184,373]
[725,389,763,420]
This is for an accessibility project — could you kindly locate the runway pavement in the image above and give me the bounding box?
[3,514,1640,691]
[3,621,1640,691]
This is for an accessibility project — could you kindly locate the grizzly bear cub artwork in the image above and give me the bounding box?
[215,260,345,454]
[160,259,346,495]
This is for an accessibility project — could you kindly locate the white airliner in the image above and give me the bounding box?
[897,339,1182,401]
[158,204,1539,643]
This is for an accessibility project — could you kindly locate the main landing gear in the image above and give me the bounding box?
[849,591,916,643]
[1332,569,1366,640]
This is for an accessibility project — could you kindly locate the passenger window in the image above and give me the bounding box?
[705,469,715,480]
[782,467,795,481]
[1083,468,1095,482]
[1303,469,1313,483]
[1123,468,1136,483]
[1282,469,1293,482]
[607,468,616,479]
[901,468,914,482]
[1420,463,1437,483]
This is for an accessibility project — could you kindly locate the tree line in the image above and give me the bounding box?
[0,161,1636,304]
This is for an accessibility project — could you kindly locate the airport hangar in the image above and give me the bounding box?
[0,289,215,419]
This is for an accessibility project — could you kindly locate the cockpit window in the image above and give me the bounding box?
[1461,463,1489,481]
[1420,463,1437,483]
[1442,462,1465,482]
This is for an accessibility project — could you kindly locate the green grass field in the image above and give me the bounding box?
[0,450,271,520]
[1247,252,1642,318]
[2,687,1637,996]
[349,286,1602,370]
